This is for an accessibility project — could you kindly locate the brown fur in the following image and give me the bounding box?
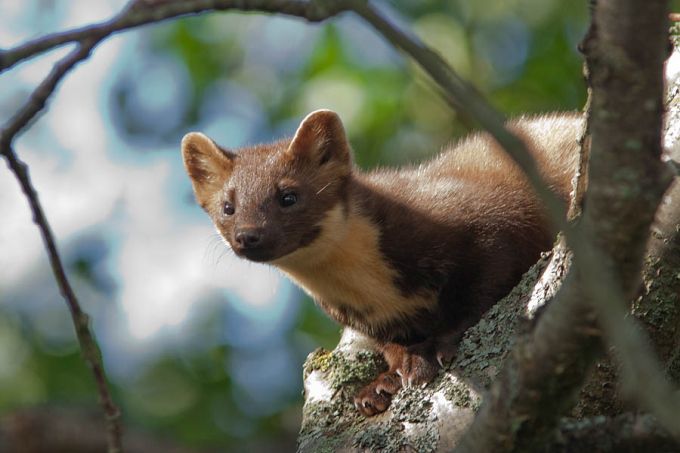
[181,110,581,415]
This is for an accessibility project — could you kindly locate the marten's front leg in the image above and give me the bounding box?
[353,340,440,416]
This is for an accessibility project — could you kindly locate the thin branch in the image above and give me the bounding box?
[1,146,123,453]
[567,24,593,222]
[1,40,96,148]
[0,0,348,73]
[351,1,568,228]
[1,41,123,452]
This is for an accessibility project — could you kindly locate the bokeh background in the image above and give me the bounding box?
[0,0,589,450]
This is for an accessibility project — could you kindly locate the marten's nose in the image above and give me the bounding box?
[235,228,263,249]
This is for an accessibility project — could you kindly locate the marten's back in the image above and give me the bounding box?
[362,114,581,230]
[428,113,581,200]
[352,114,582,339]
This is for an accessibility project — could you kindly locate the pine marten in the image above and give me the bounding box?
[181,110,580,416]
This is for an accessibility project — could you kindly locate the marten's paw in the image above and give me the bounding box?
[395,342,440,387]
[354,371,401,416]
[354,341,442,416]
[435,334,461,368]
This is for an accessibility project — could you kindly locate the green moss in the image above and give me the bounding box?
[301,345,446,453]
[304,348,334,375]
[300,348,387,451]
[299,245,570,451]
[304,348,383,390]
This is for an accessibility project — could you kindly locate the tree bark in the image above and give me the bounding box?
[297,6,680,451]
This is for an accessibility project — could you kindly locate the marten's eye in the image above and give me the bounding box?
[280,192,298,208]
[223,201,235,216]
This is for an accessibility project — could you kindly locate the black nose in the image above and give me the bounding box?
[235,228,263,249]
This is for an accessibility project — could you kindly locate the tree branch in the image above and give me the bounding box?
[0,0,349,73]
[1,41,123,452]
[2,146,123,453]
[0,41,96,149]
[349,1,680,449]
[548,413,678,452]
[462,0,680,447]
[577,0,679,432]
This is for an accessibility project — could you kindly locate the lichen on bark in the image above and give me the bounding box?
[298,37,680,453]
[297,246,571,452]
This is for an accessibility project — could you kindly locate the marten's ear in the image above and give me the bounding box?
[181,132,235,209]
[287,110,352,167]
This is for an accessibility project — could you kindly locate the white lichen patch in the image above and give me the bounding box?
[526,241,571,318]
[431,391,476,451]
[304,369,334,403]
[335,327,380,355]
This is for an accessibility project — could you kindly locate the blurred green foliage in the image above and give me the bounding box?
[1,1,591,451]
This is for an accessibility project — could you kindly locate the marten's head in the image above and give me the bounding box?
[181,110,352,263]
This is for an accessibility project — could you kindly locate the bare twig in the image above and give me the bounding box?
[2,147,123,452]
[567,23,593,222]
[0,40,123,452]
[1,40,96,148]
[0,0,349,73]
[351,1,568,227]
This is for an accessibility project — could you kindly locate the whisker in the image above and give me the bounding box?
[216,242,234,266]
[316,181,333,195]
[204,233,232,266]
